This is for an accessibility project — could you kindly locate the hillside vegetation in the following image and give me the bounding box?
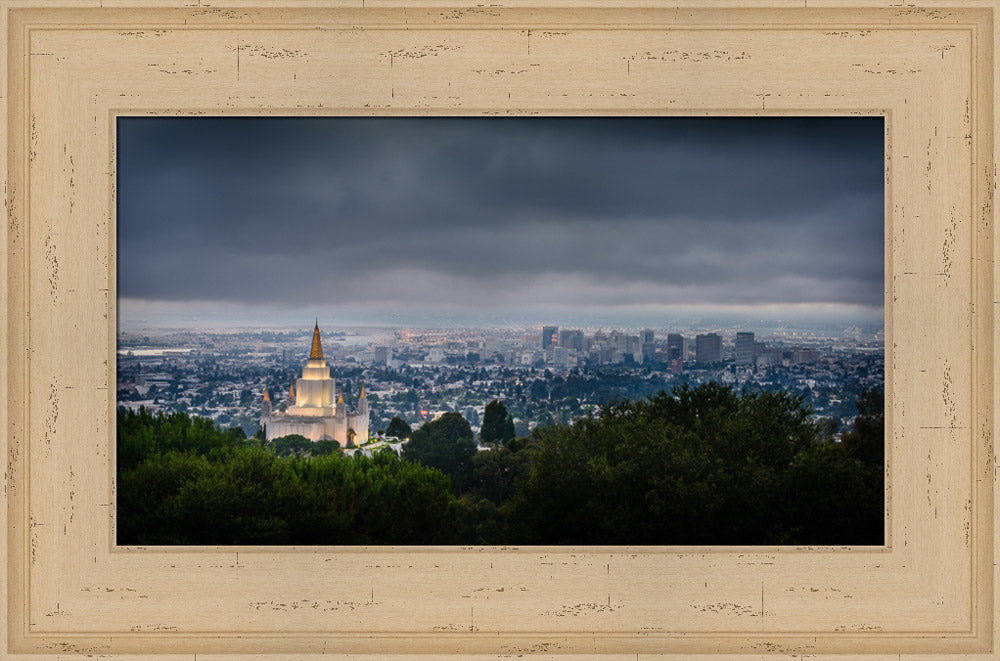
[117,383,883,545]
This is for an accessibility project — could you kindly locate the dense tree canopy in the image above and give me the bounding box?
[311,439,342,456]
[402,412,478,489]
[118,383,884,546]
[503,383,884,545]
[385,416,412,440]
[268,434,313,458]
[117,407,460,545]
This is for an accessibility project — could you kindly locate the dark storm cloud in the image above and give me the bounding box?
[117,117,884,321]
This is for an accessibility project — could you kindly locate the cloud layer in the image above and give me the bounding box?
[117,117,884,326]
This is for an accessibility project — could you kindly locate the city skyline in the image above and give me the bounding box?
[117,320,883,448]
[118,116,885,330]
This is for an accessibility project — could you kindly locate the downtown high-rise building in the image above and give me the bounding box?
[559,329,584,351]
[696,333,722,364]
[374,345,393,365]
[541,326,558,349]
[667,333,684,361]
[625,334,643,364]
[735,332,755,365]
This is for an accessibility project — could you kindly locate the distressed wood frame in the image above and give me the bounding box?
[1,1,997,658]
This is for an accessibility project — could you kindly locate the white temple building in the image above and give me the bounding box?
[260,322,370,446]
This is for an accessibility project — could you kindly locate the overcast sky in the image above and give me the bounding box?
[117,116,884,330]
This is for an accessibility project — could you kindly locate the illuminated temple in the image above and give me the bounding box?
[260,322,369,446]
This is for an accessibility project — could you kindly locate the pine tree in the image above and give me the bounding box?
[503,413,516,443]
[480,399,509,445]
[386,416,411,439]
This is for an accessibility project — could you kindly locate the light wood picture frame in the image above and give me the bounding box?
[1,1,996,658]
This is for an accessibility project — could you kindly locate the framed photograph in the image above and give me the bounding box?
[1,1,996,658]
[114,114,887,550]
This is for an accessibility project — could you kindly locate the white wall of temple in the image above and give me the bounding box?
[296,375,334,407]
[281,415,367,445]
[285,405,335,418]
[301,362,331,379]
[263,410,371,445]
[347,413,370,444]
[265,419,325,441]
[323,416,349,444]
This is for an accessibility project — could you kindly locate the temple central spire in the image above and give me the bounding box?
[309,320,324,360]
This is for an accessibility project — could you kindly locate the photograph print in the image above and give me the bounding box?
[115,116,885,546]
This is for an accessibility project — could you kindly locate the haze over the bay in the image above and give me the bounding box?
[117,117,884,331]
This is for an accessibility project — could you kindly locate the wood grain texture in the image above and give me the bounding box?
[0,1,995,658]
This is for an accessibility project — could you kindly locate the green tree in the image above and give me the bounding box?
[117,450,211,544]
[480,400,509,444]
[780,439,883,545]
[268,434,312,458]
[116,408,463,545]
[403,412,477,489]
[840,388,884,467]
[166,448,293,544]
[386,416,411,439]
[312,439,341,456]
[503,414,516,443]
[779,387,885,545]
[504,383,874,545]
[117,406,244,470]
[467,440,537,507]
[458,496,503,545]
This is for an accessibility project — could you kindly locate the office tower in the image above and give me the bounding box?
[559,329,584,351]
[695,333,722,363]
[667,333,684,361]
[626,335,643,364]
[735,332,755,365]
[541,326,558,349]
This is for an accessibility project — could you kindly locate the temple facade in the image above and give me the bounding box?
[260,322,370,446]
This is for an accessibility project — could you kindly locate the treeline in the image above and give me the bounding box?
[117,382,883,546]
[117,410,459,544]
[505,384,883,544]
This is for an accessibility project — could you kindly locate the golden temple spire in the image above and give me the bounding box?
[309,320,324,360]
[337,389,344,404]
[360,383,366,399]
[263,386,270,402]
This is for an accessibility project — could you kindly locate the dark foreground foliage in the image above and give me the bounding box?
[505,383,884,545]
[117,383,883,546]
[117,409,459,544]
